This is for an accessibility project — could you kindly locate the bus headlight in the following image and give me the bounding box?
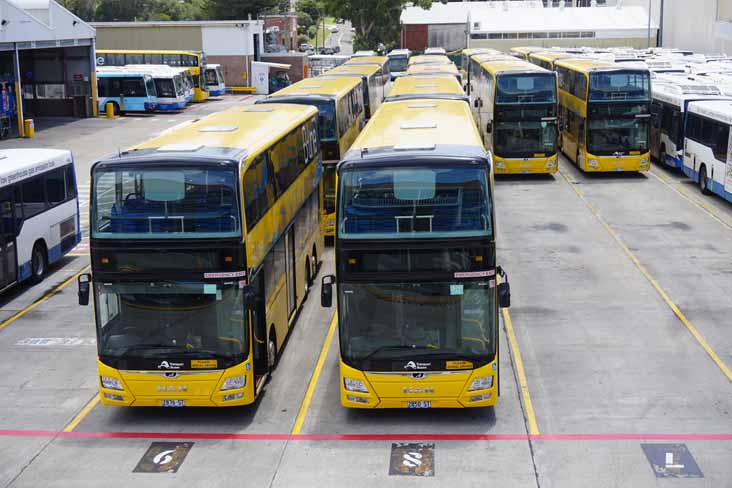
[468,376,494,392]
[641,158,649,164]
[589,159,599,168]
[100,376,124,391]
[221,375,246,390]
[495,161,506,169]
[344,378,369,393]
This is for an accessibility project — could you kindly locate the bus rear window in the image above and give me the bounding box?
[339,165,492,239]
[92,167,241,239]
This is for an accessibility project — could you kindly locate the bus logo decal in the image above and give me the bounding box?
[404,361,431,371]
[158,361,184,370]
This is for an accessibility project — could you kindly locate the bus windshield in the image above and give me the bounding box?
[588,104,649,155]
[286,98,337,142]
[589,72,650,102]
[339,164,492,239]
[155,79,177,98]
[389,57,409,73]
[95,281,247,359]
[93,167,241,239]
[496,74,556,104]
[495,106,557,157]
[339,281,496,364]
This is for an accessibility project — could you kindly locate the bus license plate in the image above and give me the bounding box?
[406,400,431,409]
[162,400,185,408]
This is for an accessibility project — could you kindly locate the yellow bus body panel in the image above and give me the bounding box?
[339,359,498,409]
[580,151,650,172]
[98,360,257,407]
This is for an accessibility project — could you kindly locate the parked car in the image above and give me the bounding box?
[330,26,339,33]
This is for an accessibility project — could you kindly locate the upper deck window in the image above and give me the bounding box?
[589,72,650,102]
[92,167,240,240]
[339,164,492,240]
[496,74,556,104]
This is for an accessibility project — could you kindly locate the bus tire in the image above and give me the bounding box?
[311,245,318,275]
[267,328,277,372]
[699,165,711,195]
[304,259,312,295]
[108,102,120,116]
[30,241,47,284]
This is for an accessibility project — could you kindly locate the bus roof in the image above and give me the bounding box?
[652,80,729,107]
[554,58,646,74]
[346,99,485,160]
[122,104,318,163]
[409,54,452,66]
[470,53,515,64]
[687,100,732,125]
[462,48,500,56]
[386,75,466,101]
[267,76,362,98]
[529,51,577,63]
[326,64,381,76]
[345,56,387,66]
[0,149,72,187]
[480,59,551,76]
[510,47,542,55]
[97,49,202,56]
[388,49,411,57]
[406,63,459,76]
[96,69,153,78]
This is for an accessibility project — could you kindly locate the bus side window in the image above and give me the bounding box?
[21,176,48,219]
[45,168,66,206]
[13,186,23,234]
[65,165,77,200]
[243,154,275,230]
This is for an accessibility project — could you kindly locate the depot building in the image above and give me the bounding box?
[0,0,97,136]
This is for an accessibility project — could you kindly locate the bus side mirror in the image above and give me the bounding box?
[473,98,479,108]
[486,121,493,134]
[242,286,258,310]
[496,266,511,309]
[321,275,335,308]
[78,273,91,306]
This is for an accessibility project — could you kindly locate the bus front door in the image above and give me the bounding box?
[0,188,17,288]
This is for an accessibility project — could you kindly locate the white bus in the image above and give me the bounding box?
[683,100,732,203]
[124,65,189,110]
[650,79,730,169]
[204,64,226,96]
[0,149,80,290]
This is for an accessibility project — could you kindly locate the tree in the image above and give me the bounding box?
[59,0,97,20]
[297,0,324,22]
[207,0,281,19]
[94,0,154,21]
[323,0,431,51]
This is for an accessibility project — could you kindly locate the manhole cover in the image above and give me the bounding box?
[133,442,194,473]
[641,443,703,478]
[389,443,434,477]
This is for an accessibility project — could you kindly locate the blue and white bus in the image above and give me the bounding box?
[204,64,226,96]
[97,68,158,115]
[127,65,188,110]
[0,149,81,290]
[683,100,732,203]
[650,77,730,169]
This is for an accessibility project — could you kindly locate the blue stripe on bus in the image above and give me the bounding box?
[209,89,226,96]
[663,154,683,170]
[684,165,732,203]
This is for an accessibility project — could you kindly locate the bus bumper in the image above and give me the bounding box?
[494,155,558,175]
[339,360,498,409]
[97,361,257,407]
[582,153,650,172]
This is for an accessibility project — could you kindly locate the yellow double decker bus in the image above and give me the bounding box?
[344,55,391,84]
[384,75,467,103]
[509,46,543,61]
[257,77,366,238]
[97,50,210,102]
[320,99,511,409]
[555,58,652,172]
[460,48,501,88]
[79,104,323,407]
[473,58,559,174]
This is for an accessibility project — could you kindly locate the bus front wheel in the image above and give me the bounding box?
[267,328,277,372]
[30,242,47,284]
[699,165,711,195]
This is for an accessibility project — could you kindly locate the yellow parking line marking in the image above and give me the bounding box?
[63,393,100,432]
[0,265,91,333]
[502,308,540,436]
[291,313,337,435]
[559,169,732,383]
[649,168,732,232]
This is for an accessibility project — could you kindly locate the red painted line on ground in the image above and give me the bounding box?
[1,430,731,442]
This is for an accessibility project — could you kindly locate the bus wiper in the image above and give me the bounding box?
[359,344,435,363]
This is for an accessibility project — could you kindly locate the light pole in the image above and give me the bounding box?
[647,0,652,48]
